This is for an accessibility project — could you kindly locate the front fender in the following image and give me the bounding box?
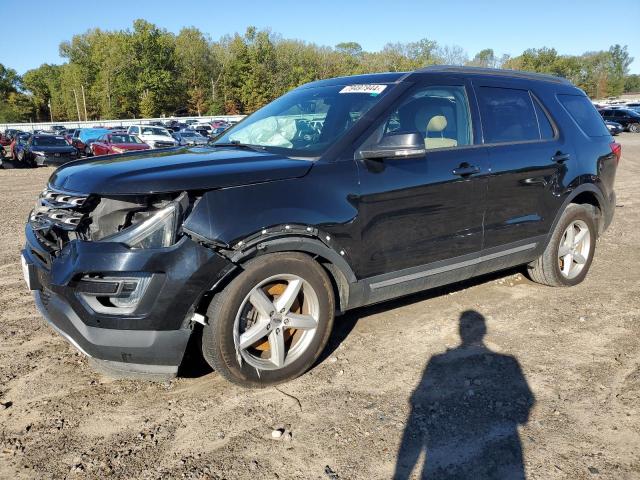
[182,160,360,252]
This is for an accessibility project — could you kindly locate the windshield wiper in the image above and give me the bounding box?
[211,141,266,152]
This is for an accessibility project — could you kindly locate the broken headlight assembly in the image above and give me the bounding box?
[98,193,188,249]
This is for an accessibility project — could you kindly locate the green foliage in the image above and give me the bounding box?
[504,46,635,98]
[625,74,640,93]
[3,21,637,123]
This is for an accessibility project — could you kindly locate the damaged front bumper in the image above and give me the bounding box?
[23,223,234,379]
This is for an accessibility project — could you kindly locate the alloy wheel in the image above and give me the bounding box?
[233,274,319,371]
[558,220,591,279]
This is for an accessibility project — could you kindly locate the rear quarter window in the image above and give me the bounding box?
[557,94,610,137]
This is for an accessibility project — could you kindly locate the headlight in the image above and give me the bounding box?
[101,202,179,249]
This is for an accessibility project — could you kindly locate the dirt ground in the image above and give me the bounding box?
[0,135,639,480]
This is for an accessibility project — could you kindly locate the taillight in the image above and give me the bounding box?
[610,142,621,164]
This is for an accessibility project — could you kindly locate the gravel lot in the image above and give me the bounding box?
[0,135,639,479]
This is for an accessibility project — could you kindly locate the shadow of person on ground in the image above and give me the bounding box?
[394,310,535,479]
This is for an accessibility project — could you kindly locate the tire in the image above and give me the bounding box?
[629,123,640,133]
[527,204,597,287]
[85,146,92,156]
[202,252,335,387]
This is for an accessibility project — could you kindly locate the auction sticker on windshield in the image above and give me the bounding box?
[339,84,387,95]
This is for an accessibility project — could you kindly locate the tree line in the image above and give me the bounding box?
[0,20,638,123]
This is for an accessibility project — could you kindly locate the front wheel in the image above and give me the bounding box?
[629,123,640,133]
[202,252,335,387]
[527,204,597,287]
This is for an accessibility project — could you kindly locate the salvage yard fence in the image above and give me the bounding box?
[0,115,246,132]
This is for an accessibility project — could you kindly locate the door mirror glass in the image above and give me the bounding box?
[360,132,426,159]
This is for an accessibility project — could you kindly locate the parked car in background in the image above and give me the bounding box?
[0,131,14,155]
[10,132,31,162]
[190,123,213,138]
[60,129,77,143]
[172,130,209,146]
[600,108,640,132]
[72,128,111,155]
[90,133,152,156]
[210,120,230,129]
[18,134,79,166]
[127,125,178,148]
[51,125,66,134]
[210,126,228,137]
[605,120,623,136]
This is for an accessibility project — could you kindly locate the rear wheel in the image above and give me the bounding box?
[202,252,335,387]
[527,204,597,287]
[629,123,640,133]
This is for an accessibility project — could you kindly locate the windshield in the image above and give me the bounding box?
[141,127,170,137]
[111,134,142,144]
[215,83,391,156]
[33,136,68,147]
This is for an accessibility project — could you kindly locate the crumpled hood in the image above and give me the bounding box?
[48,146,313,195]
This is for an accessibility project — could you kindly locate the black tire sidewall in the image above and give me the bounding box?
[203,253,335,387]
[547,205,597,286]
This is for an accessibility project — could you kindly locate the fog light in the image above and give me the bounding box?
[77,274,151,314]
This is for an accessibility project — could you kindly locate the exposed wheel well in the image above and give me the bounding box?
[193,249,350,320]
[570,191,603,235]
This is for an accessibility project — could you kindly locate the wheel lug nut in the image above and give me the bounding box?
[266,324,271,330]
[269,311,274,317]
[284,318,289,325]
[276,328,280,334]
[280,308,285,313]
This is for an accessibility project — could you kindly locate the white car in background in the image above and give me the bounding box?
[127,125,178,149]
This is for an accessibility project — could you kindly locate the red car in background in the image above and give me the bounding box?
[90,133,151,156]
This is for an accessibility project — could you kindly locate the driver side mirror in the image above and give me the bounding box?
[359,132,426,160]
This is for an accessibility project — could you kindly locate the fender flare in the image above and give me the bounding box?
[197,228,360,313]
[544,183,606,249]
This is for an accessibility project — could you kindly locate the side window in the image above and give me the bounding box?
[131,126,138,134]
[375,85,472,150]
[533,98,555,140]
[477,87,539,143]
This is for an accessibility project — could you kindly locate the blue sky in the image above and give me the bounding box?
[2,0,638,74]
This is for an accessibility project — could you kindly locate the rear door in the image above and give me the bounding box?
[474,81,573,256]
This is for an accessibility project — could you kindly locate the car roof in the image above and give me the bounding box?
[300,66,575,90]
[417,65,572,85]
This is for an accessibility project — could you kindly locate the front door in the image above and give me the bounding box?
[354,81,488,280]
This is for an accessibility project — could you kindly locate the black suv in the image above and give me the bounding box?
[600,108,640,132]
[18,134,79,166]
[22,67,619,387]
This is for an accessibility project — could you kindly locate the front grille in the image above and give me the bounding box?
[29,188,91,250]
[154,141,175,148]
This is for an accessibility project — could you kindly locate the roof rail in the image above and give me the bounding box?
[417,65,571,85]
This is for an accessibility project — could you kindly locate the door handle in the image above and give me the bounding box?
[552,152,571,163]
[452,163,480,177]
